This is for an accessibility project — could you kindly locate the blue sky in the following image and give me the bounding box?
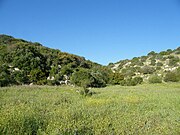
[0,0,180,65]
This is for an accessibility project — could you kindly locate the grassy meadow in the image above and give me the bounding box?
[0,83,180,135]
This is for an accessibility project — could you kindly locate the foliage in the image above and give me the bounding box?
[159,51,170,55]
[120,77,143,86]
[133,77,143,84]
[71,67,109,88]
[71,68,93,88]
[0,64,12,87]
[121,67,136,77]
[1,35,180,87]
[156,62,163,67]
[164,72,179,82]
[150,59,156,66]
[29,69,46,84]
[148,75,162,83]
[168,56,179,66]
[109,47,179,86]
[12,70,29,85]
[0,35,103,87]
[140,66,155,74]
[175,67,180,81]
[109,72,124,85]
[148,51,156,56]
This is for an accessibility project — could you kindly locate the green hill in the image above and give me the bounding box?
[0,34,179,87]
[108,47,180,84]
[0,34,111,87]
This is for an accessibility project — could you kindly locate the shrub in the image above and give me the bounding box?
[140,66,155,74]
[0,64,12,87]
[156,66,161,70]
[133,77,143,84]
[121,68,135,77]
[159,51,169,55]
[126,78,137,86]
[156,55,163,60]
[164,72,179,82]
[140,56,148,62]
[120,77,143,86]
[156,62,163,67]
[148,51,156,56]
[29,69,46,84]
[168,57,179,66]
[109,72,124,85]
[71,68,93,88]
[90,67,108,87]
[71,68,107,88]
[148,75,162,83]
[150,59,156,66]
[175,67,180,81]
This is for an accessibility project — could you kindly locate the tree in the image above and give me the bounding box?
[0,64,11,87]
[148,51,156,56]
[29,69,46,84]
[71,68,93,88]
[12,70,29,85]
[90,70,106,87]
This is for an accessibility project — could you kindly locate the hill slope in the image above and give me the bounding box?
[108,47,180,83]
[0,34,111,87]
[0,34,179,87]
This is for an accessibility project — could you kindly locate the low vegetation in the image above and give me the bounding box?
[0,35,113,87]
[0,34,180,88]
[109,47,180,84]
[0,83,180,134]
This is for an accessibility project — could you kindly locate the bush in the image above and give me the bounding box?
[140,66,155,74]
[168,57,179,66]
[156,66,161,70]
[164,72,179,82]
[109,72,124,85]
[148,51,156,56]
[175,67,180,81]
[150,59,156,66]
[71,68,93,88]
[156,62,163,67]
[159,51,169,55]
[148,75,162,83]
[120,77,143,86]
[0,64,12,87]
[133,77,143,84]
[71,68,107,88]
[121,68,135,77]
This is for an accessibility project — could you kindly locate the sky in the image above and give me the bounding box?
[0,0,180,65]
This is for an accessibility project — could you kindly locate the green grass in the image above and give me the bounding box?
[0,83,180,135]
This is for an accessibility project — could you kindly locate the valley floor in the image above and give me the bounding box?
[0,83,180,135]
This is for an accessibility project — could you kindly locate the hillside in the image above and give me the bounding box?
[0,34,112,87]
[0,34,180,87]
[108,47,180,83]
